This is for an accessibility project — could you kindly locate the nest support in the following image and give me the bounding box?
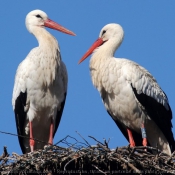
[0,135,175,175]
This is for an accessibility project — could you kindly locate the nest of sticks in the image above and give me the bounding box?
[0,134,175,175]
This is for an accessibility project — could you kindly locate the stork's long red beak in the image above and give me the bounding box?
[78,38,104,64]
[44,19,76,36]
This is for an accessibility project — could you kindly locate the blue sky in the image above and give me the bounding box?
[0,1,175,154]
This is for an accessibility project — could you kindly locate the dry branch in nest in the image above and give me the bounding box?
[0,135,175,175]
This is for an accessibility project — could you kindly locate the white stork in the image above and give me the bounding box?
[79,23,175,155]
[12,10,75,154]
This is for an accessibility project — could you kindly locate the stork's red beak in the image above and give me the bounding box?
[44,19,76,36]
[78,38,104,64]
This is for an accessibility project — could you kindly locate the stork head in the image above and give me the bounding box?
[78,23,124,64]
[25,10,76,36]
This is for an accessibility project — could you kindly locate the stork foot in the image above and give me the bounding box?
[143,138,147,151]
[142,138,147,147]
[127,129,135,147]
[48,139,53,145]
[30,139,35,152]
[29,121,35,152]
[48,118,54,145]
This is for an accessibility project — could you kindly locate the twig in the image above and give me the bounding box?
[91,164,107,175]
[88,135,106,146]
[76,131,91,147]
[0,130,48,145]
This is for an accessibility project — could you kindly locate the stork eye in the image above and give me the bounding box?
[102,30,106,36]
[36,14,42,18]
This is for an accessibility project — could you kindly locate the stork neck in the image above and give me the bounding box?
[32,27,59,51]
[31,27,60,86]
[91,39,119,62]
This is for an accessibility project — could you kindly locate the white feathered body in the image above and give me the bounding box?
[12,29,67,150]
[89,48,171,154]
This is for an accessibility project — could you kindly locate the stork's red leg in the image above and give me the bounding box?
[29,121,35,152]
[141,123,147,147]
[127,129,135,147]
[48,118,53,145]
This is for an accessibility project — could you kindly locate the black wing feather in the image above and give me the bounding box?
[131,84,175,152]
[14,91,29,154]
[53,93,67,137]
